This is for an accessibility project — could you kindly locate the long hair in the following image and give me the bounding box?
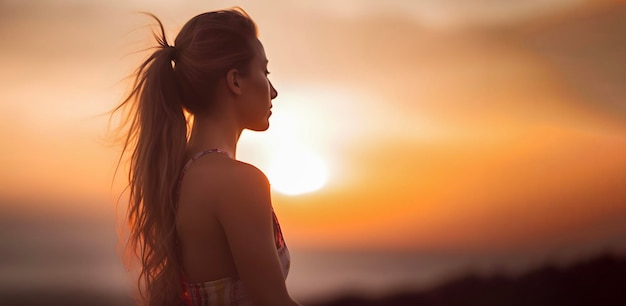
[112,8,258,306]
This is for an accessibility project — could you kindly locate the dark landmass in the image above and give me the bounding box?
[309,253,626,306]
[0,289,135,306]
[1,253,624,305]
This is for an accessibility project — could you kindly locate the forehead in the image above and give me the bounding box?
[251,39,268,63]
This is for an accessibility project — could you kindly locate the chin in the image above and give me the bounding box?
[247,121,270,132]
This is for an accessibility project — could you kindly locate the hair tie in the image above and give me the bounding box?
[167,45,177,61]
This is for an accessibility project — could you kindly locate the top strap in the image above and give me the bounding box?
[181,148,232,175]
[177,148,232,196]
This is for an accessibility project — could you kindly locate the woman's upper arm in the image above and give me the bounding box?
[216,163,298,306]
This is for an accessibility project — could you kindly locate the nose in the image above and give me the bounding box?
[270,81,278,100]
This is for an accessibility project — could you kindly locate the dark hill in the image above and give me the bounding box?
[310,253,626,306]
[1,253,624,305]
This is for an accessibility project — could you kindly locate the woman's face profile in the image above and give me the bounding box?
[236,39,278,131]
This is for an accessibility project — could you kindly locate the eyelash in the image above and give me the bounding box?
[265,70,271,75]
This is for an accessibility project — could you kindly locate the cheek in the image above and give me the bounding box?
[252,74,270,95]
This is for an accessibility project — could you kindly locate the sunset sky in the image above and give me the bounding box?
[1,0,625,301]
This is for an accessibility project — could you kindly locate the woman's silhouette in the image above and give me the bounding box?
[113,8,300,306]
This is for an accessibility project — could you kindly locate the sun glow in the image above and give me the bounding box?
[267,146,328,195]
[237,87,342,196]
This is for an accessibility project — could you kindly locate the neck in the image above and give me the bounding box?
[187,112,242,159]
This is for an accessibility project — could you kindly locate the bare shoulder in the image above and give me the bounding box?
[177,157,272,231]
[182,156,268,189]
[178,156,269,209]
[215,160,271,208]
[223,159,270,186]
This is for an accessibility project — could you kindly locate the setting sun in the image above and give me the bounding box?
[266,146,328,195]
[3,1,626,304]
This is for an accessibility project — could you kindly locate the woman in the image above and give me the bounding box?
[113,8,301,306]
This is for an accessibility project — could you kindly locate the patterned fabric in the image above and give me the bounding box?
[178,149,291,306]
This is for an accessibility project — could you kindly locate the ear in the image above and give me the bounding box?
[226,68,242,95]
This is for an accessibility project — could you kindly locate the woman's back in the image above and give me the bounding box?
[177,150,241,281]
[176,149,291,305]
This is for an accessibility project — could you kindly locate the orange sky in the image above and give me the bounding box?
[1,0,625,262]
